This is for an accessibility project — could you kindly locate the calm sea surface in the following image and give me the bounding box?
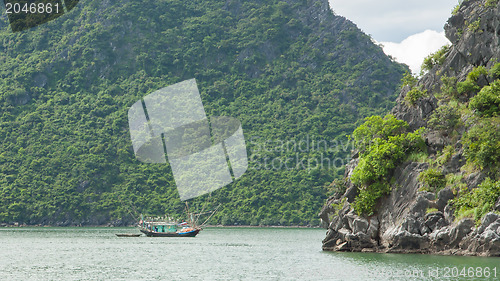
[0,227,498,280]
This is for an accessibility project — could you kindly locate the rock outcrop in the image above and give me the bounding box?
[321,0,500,257]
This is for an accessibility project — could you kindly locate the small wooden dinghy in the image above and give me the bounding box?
[115,233,142,237]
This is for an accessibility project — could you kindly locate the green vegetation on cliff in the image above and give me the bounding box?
[348,53,500,221]
[350,115,425,215]
[453,178,500,224]
[0,0,407,225]
[428,63,499,223]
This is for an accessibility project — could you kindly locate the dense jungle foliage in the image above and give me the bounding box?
[0,0,407,225]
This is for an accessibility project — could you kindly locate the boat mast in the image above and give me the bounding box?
[185,201,194,226]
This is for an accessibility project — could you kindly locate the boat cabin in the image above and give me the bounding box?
[143,222,178,233]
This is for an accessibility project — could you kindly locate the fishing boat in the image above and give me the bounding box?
[139,217,201,237]
[138,203,220,237]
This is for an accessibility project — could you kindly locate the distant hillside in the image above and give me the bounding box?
[0,0,407,226]
[321,0,500,256]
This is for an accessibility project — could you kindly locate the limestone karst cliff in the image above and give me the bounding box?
[320,0,500,256]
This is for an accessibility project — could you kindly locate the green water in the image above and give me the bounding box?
[0,227,498,280]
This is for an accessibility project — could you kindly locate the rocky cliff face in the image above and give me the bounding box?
[320,0,500,257]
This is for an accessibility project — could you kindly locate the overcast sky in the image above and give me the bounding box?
[328,0,457,73]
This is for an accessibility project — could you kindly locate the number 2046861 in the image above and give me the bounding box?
[5,2,60,14]
[442,267,497,278]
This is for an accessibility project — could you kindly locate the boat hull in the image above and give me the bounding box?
[140,228,200,237]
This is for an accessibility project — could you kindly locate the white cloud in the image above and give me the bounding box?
[328,0,457,42]
[380,30,451,74]
[325,1,456,74]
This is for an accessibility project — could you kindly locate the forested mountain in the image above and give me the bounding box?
[321,0,500,256]
[0,0,407,226]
